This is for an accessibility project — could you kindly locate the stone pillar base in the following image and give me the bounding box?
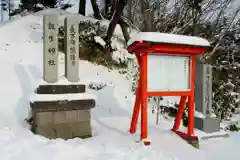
[29,83,96,140]
[30,99,95,139]
[194,117,220,133]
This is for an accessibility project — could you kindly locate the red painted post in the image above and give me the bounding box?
[129,84,141,134]
[130,54,142,134]
[172,96,187,131]
[188,56,196,135]
[187,95,194,135]
[140,53,148,140]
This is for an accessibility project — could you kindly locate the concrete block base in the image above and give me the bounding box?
[31,104,94,139]
[35,121,92,139]
[29,84,96,140]
[195,116,220,133]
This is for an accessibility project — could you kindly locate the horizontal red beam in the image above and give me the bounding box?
[147,91,191,96]
[149,44,206,55]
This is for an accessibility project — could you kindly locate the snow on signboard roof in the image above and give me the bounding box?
[127,32,210,47]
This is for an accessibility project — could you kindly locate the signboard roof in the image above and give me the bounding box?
[127,32,210,48]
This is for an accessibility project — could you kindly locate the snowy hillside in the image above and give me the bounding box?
[0,8,240,160]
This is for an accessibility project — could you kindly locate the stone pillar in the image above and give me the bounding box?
[202,65,213,116]
[64,16,79,82]
[43,14,59,83]
[195,64,213,116]
[195,58,220,133]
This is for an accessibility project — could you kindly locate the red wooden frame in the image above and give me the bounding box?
[127,41,208,144]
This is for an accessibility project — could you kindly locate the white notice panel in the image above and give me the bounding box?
[147,54,190,92]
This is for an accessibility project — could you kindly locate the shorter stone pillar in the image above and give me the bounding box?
[195,62,220,133]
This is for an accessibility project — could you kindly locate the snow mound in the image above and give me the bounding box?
[0,8,239,160]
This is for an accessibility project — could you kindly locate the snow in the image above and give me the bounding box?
[39,76,84,85]
[30,93,96,102]
[195,111,206,118]
[0,7,240,160]
[94,36,106,46]
[127,32,211,47]
[197,130,229,140]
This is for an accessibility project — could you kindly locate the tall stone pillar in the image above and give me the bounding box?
[43,14,59,83]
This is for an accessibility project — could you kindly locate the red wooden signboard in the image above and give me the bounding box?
[127,32,210,145]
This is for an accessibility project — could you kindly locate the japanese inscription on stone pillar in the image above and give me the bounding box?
[43,14,59,83]
[202,64,213,117]
[64,16,79,82]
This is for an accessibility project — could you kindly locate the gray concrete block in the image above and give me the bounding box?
[195,117,220,133]
[77,109,90,122]
[35,112,53,126]
[54,123,71,139]
[35,125,55,139]
[69,121,92,138]
[53,111,66,123]
[65,110,78,122]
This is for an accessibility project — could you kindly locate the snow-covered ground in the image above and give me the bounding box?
[0,8,240,160]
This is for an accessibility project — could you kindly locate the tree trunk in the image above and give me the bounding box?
[49,0,56,8]
[104,0,128,44]
[90,0,102,20]
[139,0,153,31]
[78,0,86,15]
[119,17,130,42]
[41,0,56,8]
[104,0,114,20]
[127,0,133,22]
